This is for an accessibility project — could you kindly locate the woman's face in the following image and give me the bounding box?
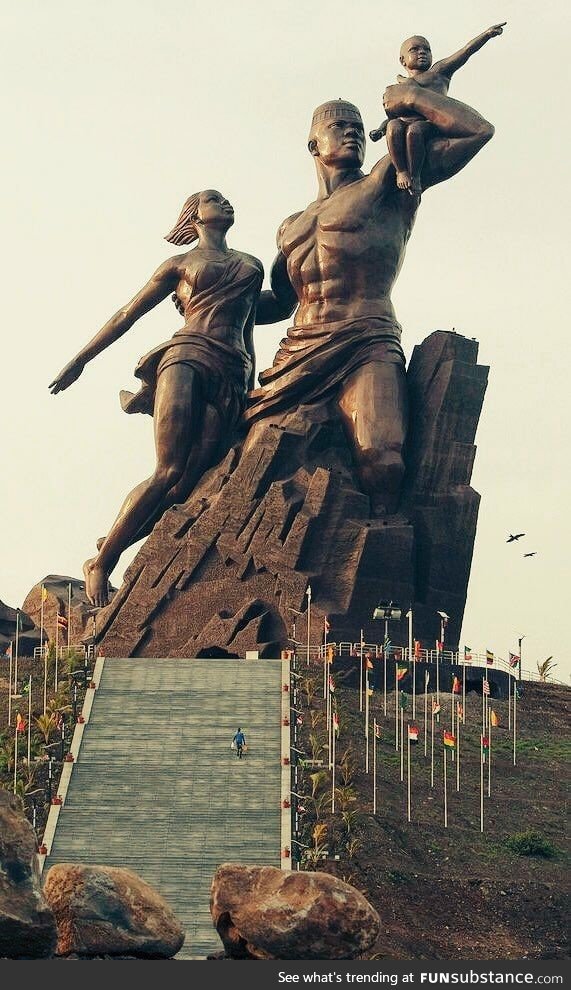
[197,189,234,228]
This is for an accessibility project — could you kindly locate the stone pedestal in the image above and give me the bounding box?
[96,331,487,657]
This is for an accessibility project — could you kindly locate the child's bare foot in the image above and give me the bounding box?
[83,557,110,607]
[396,170,412,193]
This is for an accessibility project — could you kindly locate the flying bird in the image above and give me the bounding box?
[506,533,525,542]
[523,552,536,557]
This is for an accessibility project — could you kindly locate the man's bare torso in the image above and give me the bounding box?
[279,171,417,326]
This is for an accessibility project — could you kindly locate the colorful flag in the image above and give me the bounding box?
[432,700,441,715]
[408,725,419,743]
[509,652,520,668]
[399,691,409,710]
[297,803,307,814]
[486,650,494,665]
[328,675,335,694]
[333,712,340,735]
[367,686,373,697]
[41,585,48,601]
[21,680,30,696]
[435,639,443,652]
[464,646,472,662]
[483,679,490,697]
[324,616,330,635]
[374,724,382,739]
[296,715,303,726]
[396,665,408,682]
[326,645,334,663]
[481,735,489,755]
[4,643,12,659]
[15,712,26,733]
[383,637,391,653]
[443,730,456,749]
[490,710,499,727]
[515,684,523,700]
[414,639,421,659]
[57,613,68,629]
[366,657,374,670]
[456,702,463,719]
[452,675,461,694]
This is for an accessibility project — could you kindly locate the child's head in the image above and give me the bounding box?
[400,36,432,72]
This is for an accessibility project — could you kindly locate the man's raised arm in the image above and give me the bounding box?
[382,83,495,191]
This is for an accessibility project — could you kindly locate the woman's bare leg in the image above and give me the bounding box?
[84,365,203,606]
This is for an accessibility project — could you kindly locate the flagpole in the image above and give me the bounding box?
[482,676,485,735]
[508,674,512,731]
[407,726,411,822]
[456,708,460,793]
[40,584,45,665]
[480,735,484,833]
[14,609,20,696]
[443,747,448,828]
[488,719,492,798]
[373,719,377,814]
[55,614,59,693]
[7,645,13,728]
[394,663,399,752]
[365,667,370,774]
[400,705,404,782]
[13,727,18,794]
[67,581,72,650]
[430,705,435,788]
[331,714,336,813]
[436,639,440,706]
[27,675,32,764]
[383,628,388,716]
[462,662,466,725]
[43,640,48,715]
[451,682,455,763]
[305,585,311,667]
[359,628,364,713]
[513,681,517,767]
[424,675,428,757]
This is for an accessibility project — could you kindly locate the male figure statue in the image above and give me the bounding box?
[246,84,495,516]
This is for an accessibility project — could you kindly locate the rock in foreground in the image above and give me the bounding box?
[0,791,57,958]
[43,864,185,958]
[211,864,380,959]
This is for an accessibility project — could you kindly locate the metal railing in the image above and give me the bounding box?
[32,643,95,661]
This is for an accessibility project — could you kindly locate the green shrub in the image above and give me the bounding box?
[505,829,556,858]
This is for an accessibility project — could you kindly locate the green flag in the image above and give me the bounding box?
[399,691,409,709]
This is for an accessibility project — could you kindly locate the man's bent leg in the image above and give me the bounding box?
[337,360,408,516]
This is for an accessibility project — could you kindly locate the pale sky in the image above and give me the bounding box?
[2,1,569,682]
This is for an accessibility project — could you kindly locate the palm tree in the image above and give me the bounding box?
[537,656,557,682]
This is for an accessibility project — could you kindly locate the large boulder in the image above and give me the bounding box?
[210,864,380,959]
[42,864,185,958]
[0,791,57,958]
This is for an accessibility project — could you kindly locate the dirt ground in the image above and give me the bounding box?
[292,656,570,959]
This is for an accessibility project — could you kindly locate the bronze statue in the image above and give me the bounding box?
[246,87,496,515]
[49,190,263,606]
[369,23,506,194]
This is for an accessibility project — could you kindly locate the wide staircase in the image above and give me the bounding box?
[43,657,286,959]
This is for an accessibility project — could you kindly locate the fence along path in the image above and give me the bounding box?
[44,657,284,959]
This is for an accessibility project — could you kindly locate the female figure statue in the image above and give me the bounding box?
[49,190,263,606]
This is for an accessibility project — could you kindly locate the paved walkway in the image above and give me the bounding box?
[44,657,285,958]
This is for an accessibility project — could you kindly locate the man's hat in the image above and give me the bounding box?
[309,99,362,138]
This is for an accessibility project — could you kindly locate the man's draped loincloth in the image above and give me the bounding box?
[244,316,405,424]
[119,329,252,431]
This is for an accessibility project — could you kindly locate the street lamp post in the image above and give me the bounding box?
[372,602,402,716]
[436,611,450,706]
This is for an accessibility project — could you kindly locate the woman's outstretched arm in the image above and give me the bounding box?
[49,257,180,394]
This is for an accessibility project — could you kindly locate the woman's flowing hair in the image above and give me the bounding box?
[164,192,201,245]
